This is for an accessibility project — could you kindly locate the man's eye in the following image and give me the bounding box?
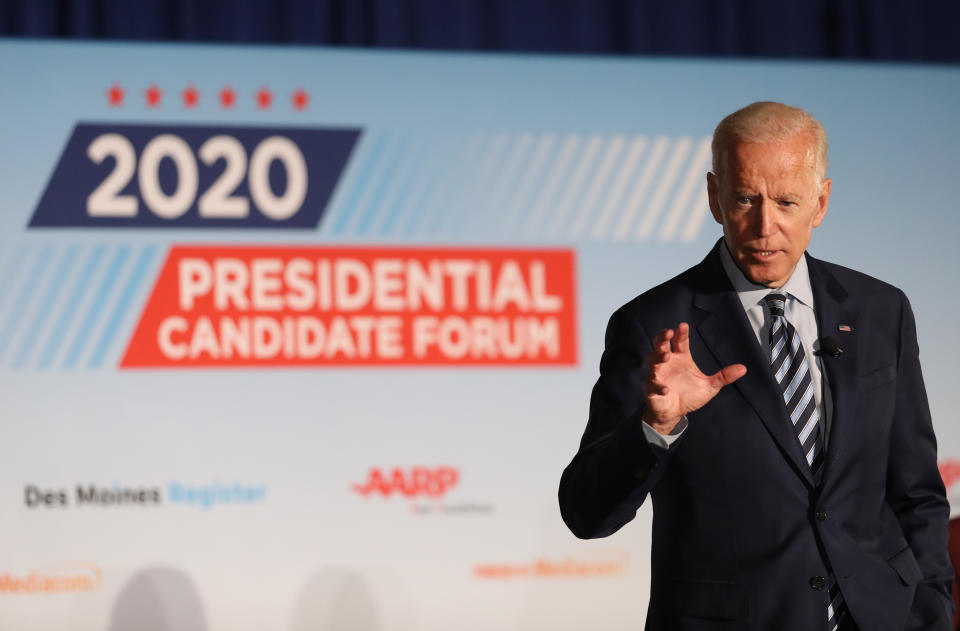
[736,197,751,205]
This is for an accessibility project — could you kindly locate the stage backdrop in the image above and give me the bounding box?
[1,41,958,631]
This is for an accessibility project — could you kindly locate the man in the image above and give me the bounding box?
[559,102,953,630]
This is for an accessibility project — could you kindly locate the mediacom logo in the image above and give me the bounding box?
[0,563,102,594]
[121,246,577,368]
[474,552,629,580]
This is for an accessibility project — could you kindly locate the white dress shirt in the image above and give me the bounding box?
[642,243,832,450]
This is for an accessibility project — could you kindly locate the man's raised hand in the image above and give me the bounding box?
[643,322,747,435]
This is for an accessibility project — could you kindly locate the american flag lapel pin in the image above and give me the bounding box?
[838,324,853,332]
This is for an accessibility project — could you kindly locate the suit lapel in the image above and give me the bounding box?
[691,247,816,488]
[806,254,860,487]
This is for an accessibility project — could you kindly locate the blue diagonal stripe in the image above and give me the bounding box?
[525,134,583,236]
[36,245,108,370]
[0,244,29,301]
[547,135,608,237]
[62,245,131,369]
[12,244,82,369]
[378,139,427,234]
[88,245,159,369]
[355,138,406,235]
[419,136,477,236]
[396,139,451,236]
[0,244,55,361]
[485,133,535,237]
[505,134,558,235]
[330,132,389,234]
[448,134,508,236]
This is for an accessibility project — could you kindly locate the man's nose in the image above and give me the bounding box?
[753,200,776,237]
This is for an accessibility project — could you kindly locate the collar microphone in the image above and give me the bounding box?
[817,336,844,358]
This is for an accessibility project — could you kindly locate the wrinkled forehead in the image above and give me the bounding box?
[718,135,821,190]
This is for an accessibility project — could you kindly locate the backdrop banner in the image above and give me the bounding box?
[0,40,958,631]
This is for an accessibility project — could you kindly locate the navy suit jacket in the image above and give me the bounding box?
[559,244,953,630]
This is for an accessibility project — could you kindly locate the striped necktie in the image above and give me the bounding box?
[764,293,848,630]
[764,292,823,476]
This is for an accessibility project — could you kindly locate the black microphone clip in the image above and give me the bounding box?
[816,336,844,358]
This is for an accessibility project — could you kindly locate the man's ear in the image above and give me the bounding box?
[813,177,831,227]
[707,172,723,225]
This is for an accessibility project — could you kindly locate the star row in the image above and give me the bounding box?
[105,83,310,110]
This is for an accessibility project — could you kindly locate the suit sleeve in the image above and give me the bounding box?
[886,292,955,630]
[558,307,679,539]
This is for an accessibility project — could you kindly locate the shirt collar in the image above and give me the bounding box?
[717,240,815,309]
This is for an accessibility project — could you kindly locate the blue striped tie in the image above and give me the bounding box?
[763,293,848,630]
[764,293,823,475]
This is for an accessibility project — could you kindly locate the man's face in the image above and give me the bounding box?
[707,132,831,288]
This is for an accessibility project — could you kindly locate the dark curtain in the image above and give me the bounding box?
[1,0,959,62]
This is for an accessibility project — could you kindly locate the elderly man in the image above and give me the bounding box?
[559,102,953,631]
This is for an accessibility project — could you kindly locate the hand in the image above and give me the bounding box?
[643,322,746,435]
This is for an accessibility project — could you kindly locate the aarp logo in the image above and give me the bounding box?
[352,466,459,499]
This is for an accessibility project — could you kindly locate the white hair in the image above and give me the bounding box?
[712,101,829,182]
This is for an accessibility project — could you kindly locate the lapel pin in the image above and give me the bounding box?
[838,324,853,332]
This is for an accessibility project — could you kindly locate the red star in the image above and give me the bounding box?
[182,84,200,108]
[255,86,272,110]
[219,85,236,109]
[106,83,125,107]
[145,83,163,107]
[292,88,309,111]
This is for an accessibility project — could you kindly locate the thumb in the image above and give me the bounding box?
[710,363,747,388]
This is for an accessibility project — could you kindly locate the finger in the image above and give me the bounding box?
[651,328,667,345]
[652,328,674,354]
[674,322,690,354]
[710,363,747,388]
[644,367,670,394]
[646,350,672,367]
[644,379,670,396]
